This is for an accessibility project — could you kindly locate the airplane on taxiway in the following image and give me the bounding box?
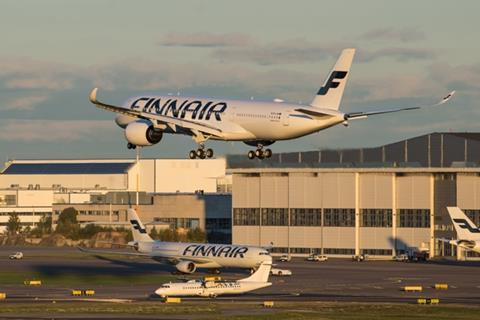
[154,260,272,298]
[79,208,271,274]
[90,48,455,160]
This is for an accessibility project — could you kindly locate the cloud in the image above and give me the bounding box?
[428,62,480,94]
[160,32,254,47]
[0,120,115,142]
[2,95,49,111]
[357,47,435,63]
[359,27,426,43]
[0,56,78,91]
[211,39,434,65]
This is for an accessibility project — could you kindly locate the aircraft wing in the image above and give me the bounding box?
[77,246,151,257]
[89,88,223,138]
[78,246,214,265]
[345,91,455,120]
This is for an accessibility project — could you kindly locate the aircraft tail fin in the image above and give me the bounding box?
[310,48,355,110]
[239,261,272,283]
[127,208,153,243]
[447,207,480,241]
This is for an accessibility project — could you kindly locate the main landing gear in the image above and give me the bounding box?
[189,144,214,159]
[247,145,272,160]
[127,143,137,150]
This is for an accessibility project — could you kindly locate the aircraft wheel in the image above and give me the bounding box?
[248,150,256,159]
[196,149,205,159]
[264,149,272,158]
[206,148,214,158]
[189,150,197,159]
[255,149,263,158]
[127,143,136,150]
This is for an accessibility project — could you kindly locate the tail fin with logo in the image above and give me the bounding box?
[447,207,480,241]
[239,261,272,283]
[310,48,355,110]
[128,208,153,242]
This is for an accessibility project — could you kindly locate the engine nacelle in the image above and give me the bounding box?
[175,261,196,274]
[124,121,163,146]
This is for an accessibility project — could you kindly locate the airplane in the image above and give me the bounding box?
[79,208,272,274]
[89,48,455,160]
[154,260,272,298]
[440,207,480,254]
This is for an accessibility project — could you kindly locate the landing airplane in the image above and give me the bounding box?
[154,261,272,298]
[79,208,271,274]
[440,207,480,254]
[90,48,455,160]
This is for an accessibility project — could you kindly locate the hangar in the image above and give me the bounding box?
[229,133,480,259]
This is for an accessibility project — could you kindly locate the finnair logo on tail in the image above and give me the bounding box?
[130,220,147,234]
[318,71,348,95]
[453,218,480,233]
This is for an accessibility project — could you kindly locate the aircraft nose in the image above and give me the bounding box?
[154,288,165,296]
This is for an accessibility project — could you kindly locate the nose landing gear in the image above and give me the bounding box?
[127,143,137,150]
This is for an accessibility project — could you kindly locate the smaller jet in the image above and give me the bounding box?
[154,261,272,298]
[441,207,480,254]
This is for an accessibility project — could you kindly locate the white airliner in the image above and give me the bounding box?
[440,207,480,254]
[79,208,271,274]
[154,261,272,298]
[90,48,455,160]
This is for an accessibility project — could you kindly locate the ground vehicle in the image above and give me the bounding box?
[393,254,409,262]
[352,254,368,262]
[306,254,328,262]
[279,255,291,262]
[9,252,23,260]
[270,268,292,276]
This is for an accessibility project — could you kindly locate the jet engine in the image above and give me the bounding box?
[175,261,196,274]
[124,121,163,146]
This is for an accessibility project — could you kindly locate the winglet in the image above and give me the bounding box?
[89,87,99,104]
[439,91,456,105]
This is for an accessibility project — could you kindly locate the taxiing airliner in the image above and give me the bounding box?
[79,208,271,274]
[90,48,455,159]
[155,261,272,298]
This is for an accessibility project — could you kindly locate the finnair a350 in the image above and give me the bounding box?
[79,209,271,274]
[90,48,455,159]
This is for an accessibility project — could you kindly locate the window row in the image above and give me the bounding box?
[154,217,200,229]
[233,208,430,228]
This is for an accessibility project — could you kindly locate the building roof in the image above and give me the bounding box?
[1,162,133,175]
[227,132,480,169]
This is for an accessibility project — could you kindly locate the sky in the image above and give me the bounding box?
[1,0,479,160]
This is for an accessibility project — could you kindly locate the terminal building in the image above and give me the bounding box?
[229,133,480,259]
[0,158,230,239]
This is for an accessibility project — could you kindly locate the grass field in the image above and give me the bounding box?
[0,301,479,319]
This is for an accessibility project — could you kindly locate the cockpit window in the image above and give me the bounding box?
[259,251,270,255]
